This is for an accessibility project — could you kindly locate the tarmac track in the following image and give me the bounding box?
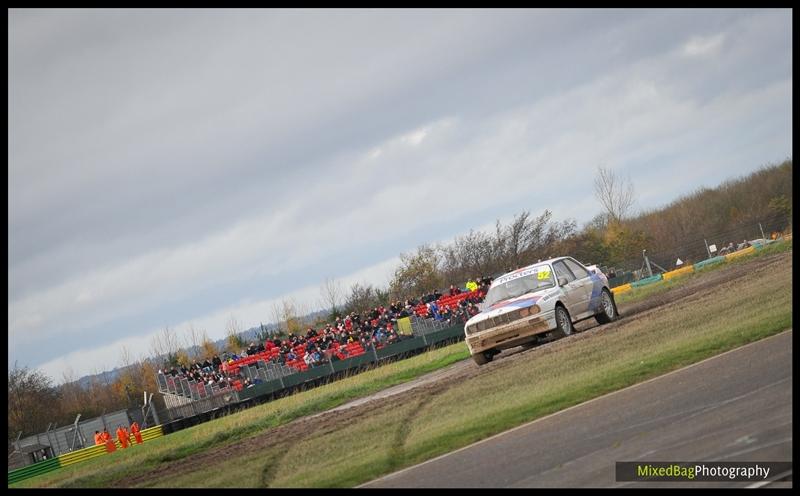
[364,329,793,488]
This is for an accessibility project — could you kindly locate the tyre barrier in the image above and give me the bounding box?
[8,425,164,485]
[662,265,694,280]
[611,283,632,295]
[724,245,757,260]
[693,255,726,270]
[608,273,635,287]
[631,274,663,288]
[6,458,60,486]
[616,238,782,299]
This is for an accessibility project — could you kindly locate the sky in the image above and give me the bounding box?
[8,8,792,383]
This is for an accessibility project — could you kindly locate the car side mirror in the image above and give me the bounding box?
[558,277,568,286]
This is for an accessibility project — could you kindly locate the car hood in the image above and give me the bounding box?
[466,288,557,327]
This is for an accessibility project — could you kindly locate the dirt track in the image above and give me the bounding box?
[125,250,791,487]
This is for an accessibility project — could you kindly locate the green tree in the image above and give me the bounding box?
[604,223,650,266]
[768,195,792,224]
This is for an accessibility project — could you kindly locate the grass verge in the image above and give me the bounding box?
[11,341,469,488]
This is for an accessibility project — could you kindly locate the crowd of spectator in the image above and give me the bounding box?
[157,276,493,392]
[158,355,237,389]
[413,276,492,324]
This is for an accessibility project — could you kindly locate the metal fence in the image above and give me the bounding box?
[409,315,454,335]
[162,360,328,420]
[603,213,790,285]
[13,409,134,460]
[157,372,233,400]
[160,389,240,421]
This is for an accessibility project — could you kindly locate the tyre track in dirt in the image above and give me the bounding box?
[124,251,790,487]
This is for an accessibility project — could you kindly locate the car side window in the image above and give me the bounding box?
[553,261,575,285]
[564,259,589,279]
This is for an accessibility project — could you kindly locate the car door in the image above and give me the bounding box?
[552,260,582,316]
[563,258,594,318]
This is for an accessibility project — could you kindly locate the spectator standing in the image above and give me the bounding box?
[117,425,129,449]
[429,301,442,320]
[102,428,116,453]
[130,422,143,445]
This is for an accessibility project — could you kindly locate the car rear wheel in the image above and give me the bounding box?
[595,288,618,324]
[555,305,574,337]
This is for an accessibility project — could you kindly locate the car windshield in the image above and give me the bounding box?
[483,266,555,307]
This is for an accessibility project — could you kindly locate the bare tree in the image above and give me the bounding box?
[149,326,179,364]
[293,299,312,329]
[270,301,286,335]
[594,166,636,223]
[343,282,382,315]
[320,277,343,317]
[199,330,219,360]
[504,210,555,267]
[389,244,443,300]
[119,345,133,369]
[185,324,201,358]
[225,315,245,352]
[58,366,84,421]
[280,298,303,335]
[8,363,61,438]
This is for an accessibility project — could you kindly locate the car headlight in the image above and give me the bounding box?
[519,305,540,318]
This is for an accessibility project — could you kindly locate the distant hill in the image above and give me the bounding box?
[75,367,123,390]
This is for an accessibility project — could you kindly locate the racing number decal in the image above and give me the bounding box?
[537,269,551,280]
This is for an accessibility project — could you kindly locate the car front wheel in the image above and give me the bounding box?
[472,351,493,366]
[595,288,618,324]
[555,305,574,337]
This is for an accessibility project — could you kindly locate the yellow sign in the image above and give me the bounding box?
[537,269,551,280]
[397,317,413,335]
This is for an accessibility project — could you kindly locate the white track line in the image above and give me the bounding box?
[747,470,793,488]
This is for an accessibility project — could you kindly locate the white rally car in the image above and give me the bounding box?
[464,256,618,365]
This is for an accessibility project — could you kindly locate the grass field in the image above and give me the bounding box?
[13,244,792,488]
[615,238,792,305]
[10,341,469,488]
